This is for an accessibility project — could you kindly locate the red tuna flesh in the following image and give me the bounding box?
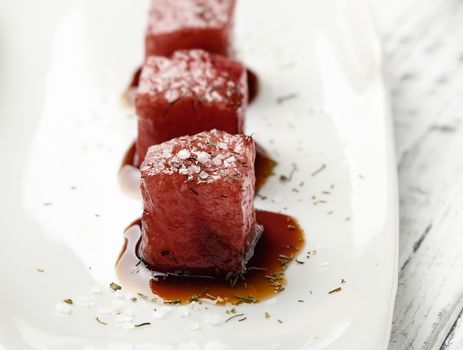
[139,129,262,275]
[136,49,247,164]
[145,0,236,57]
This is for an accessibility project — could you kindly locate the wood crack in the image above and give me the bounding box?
[440,306,463,349]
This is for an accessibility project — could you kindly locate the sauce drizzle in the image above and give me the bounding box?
[115,211,304,305]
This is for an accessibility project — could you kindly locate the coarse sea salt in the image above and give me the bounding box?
[178,149,191,160]
[189,165,201,174]
[196,151,211,164]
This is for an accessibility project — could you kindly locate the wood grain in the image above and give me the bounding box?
[374,0,463,348]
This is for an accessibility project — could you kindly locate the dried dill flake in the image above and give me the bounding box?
[276,93,298,104]
[328,287,342,294]
[96,317,107,325]
[164,299,181,305]
[134,322,151,328]
[225,313,245,323]
[110,282,122,291]
[311,164,326,177]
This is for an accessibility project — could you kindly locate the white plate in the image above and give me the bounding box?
[0,0,398,349]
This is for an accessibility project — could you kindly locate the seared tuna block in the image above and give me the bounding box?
[145,0,236,57]
[139,129,262,274]
[135,50,247,164]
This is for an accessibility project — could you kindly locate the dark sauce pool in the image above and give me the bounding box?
[116,211,304,305]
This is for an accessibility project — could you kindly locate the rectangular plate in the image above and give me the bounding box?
[0,0,398,349]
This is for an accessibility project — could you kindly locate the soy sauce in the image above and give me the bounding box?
[116,211,304,305]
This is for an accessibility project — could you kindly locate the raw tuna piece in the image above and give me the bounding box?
[139,129,262,274]
[145,0,236,57]
[136,49,247,164]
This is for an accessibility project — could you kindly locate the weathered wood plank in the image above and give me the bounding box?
[374,0,463,348]
[441,311,463,350]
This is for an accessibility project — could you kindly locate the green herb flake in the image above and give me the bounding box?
[36,268,45,272]
[189,295,200,303]
[265,312,271,319]
[279,164,298,183]
[205,293,216,300]
[164,299,181,305]
[134,322,151,328]
[137,293,148,301]
[96,316,107,325]
[276,93,298,104]
[233,295,258,304]
[311,164,326,177]
[225,313,245,323]
[328,287,342,294]
[63,298,73,305]
[110,282,122,291]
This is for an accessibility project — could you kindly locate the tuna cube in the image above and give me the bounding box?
[145,0,236,57]
[139,129,262,274]
[135,49,247,164]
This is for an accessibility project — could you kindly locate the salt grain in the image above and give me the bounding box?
[189,165,201,174]
[196,151,211,164]
[178,149,191,160]
[212,156,222,166]
[179,166,189,175]
[199,171,209,180]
